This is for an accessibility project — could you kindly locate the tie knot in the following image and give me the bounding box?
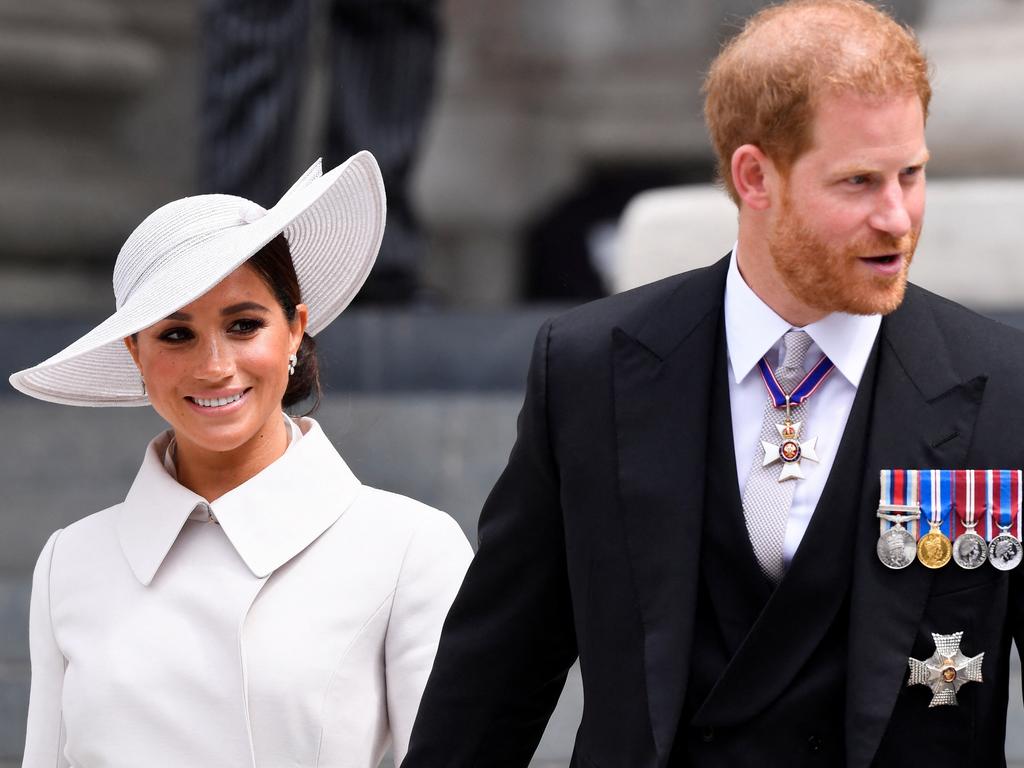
[776,330,812,386]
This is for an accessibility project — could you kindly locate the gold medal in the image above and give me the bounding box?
[917,529,952,569]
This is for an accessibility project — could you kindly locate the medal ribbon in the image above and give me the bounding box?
[757,352,837,408]
[990,469,1021,535]
[1011,468,1019,540]
[908,469,920,539]
[953,470,979,539]
[975,470,987,540]
[878,469,891,539]
[879,469,919,538]
[986,469,996,540]
[918,469,950,539]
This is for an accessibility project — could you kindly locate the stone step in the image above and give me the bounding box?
[3,306,1024,396]
[0,395,525,571]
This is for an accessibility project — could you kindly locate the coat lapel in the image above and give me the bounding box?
[845,286,987,768]
[612,256,729,762]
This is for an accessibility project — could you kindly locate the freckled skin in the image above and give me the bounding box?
[124,264,307,500]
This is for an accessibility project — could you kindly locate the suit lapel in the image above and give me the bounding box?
[612,256,729,762]
[845,286,987,768]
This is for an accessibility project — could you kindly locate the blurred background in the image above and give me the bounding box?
[2,0,1024,764]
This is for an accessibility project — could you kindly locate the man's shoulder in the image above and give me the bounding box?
[904,283,1024,361]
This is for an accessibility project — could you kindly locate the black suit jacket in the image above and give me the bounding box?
[404,255,1024,767]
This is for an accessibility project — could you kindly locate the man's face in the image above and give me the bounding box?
[767,90,928,317]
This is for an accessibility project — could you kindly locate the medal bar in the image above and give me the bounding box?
[877,469,1024,570]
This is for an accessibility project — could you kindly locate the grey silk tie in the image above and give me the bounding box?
[741,329,813,583]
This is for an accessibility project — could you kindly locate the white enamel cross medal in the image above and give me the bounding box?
[761,399,820,482]
[755,352,834,483]
[907,631,984,707]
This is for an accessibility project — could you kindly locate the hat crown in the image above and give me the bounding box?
[113,194,263,309]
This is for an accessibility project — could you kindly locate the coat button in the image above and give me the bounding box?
[701,727,715,743]
[807,734,823,752]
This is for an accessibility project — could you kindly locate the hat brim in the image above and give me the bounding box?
[9,151,385,407]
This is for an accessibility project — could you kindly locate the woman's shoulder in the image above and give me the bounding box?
[350,488,472,602]
[300,419,464,538]
[297,486,471,601]
[350,485,468,548]
[34,505,123,571]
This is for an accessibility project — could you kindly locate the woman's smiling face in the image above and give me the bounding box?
[124,264,307,456]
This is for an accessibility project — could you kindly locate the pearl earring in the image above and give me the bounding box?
[288,353,297,376]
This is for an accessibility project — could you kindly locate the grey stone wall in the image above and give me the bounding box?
[5,0,1022,307]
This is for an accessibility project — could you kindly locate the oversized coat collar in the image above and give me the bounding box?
[116,417,362,585]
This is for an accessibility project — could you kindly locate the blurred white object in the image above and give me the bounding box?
[613,179,1024,311]
[614,185,736,293]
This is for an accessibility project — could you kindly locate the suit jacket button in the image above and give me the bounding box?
[807,735,823,752]
[701,727,715,743]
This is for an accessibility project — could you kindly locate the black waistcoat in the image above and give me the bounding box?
[669,321,880,767]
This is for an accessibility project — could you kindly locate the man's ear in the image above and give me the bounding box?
[731,144,776,211]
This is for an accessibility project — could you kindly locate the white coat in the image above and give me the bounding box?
[22,417,473,768]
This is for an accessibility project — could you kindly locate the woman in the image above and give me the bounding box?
[10,152,473,767]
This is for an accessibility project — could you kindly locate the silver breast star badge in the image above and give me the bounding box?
[907,631,984,707]
[760,420,819,481]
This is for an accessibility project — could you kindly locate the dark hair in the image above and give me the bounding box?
[247,234,322,414]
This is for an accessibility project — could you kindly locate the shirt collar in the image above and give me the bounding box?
[116,417,362,585]
[724,246,880,387]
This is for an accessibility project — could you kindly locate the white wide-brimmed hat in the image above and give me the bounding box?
[10,151,386,407]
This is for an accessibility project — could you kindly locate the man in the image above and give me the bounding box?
[200,0,439,303]
[404,1,1024,766]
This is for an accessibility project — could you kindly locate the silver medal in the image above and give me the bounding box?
[988,533,1022,571]
[877,525,917,569]
[952,531,988,570]
[951,471,986,570]
[876,474,920,570]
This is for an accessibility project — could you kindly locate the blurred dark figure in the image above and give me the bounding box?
[524,162,712,302]
[200,0,440,303]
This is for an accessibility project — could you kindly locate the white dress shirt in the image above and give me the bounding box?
[23,417,473,768]
[724,249,880,564]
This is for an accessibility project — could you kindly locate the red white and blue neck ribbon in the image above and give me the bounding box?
[757,352,836,408]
